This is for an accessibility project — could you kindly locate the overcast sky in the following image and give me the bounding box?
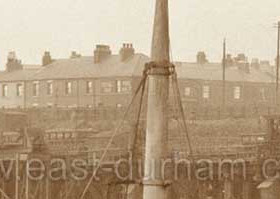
[0,0,279,69]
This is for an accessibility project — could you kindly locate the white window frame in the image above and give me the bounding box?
[16,83,23,97]
[203,85,210,99]
[32,81,39,97]
[101,81,114,93]
[86,81,93,94]
[234,86,241,100]
[117,80,122,93]
[184,87,191,96]
[117,80,131,93]
[121,80,131,92]
[2,84,8,97]
[65,81,72,95]
[260,88,266,101]
[47,81,53,96]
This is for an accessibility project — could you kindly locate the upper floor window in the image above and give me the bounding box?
[47,81,53,96]
[203,85,210,99]
[86,81,93,94]
[184,87,191,96]
[2,84,8,97]
[32,82,39,97]
[234,86,241,100]
[101,81,114,93]
[16,84,23,97]
[117,80,131,93]
[260,88,266,101]
[65,81,72,95]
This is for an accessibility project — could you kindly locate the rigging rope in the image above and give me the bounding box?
[79,74,148,199]
[171,71,194,158]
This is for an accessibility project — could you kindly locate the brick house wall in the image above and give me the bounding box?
[22,77,135,109]
[0,81,25,108]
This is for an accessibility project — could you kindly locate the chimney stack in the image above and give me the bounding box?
[94,45,111,63]
[196,51,208,65]
[119,43,135,61]
[42,51,53,66]
[225,54,234,66]
[6,52,23,72]
[70,51,81,59]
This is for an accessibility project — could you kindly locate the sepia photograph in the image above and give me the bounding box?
[0,0,279,198]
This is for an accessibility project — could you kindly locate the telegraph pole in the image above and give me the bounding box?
[222,39,226,111]
[276,21,280,106]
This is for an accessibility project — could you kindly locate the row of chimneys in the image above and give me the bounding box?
[7,46,273,72]
[6,43,135,72]
[41,43,135,66]
[197,51,272,66]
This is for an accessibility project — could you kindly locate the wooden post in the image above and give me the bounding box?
[45,167,49,199]
[15,154,19,199]
[224,179,233,199]
[276,21,280,106]
[25,168,29,199]
[222,39,226,113]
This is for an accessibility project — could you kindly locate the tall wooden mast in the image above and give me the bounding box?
[143,0,171,198]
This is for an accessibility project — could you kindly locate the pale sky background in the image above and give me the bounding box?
[0,0,279,69]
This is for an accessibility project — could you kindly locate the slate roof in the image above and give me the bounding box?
[32,53,149,80]
[0,68,39,82]
[0,53,275,83]
[175,62,275,83]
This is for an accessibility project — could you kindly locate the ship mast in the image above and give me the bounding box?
[143,0,171,198]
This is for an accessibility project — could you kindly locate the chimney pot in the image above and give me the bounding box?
[120,43,135,62]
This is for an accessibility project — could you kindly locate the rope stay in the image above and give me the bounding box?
[80,57,195,198]
[79,73,148,199]
[171,71,194,159]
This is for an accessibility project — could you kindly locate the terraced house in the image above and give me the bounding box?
[0,44,277,117]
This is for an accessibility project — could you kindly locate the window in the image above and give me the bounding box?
[47,81,53,96]
[203,85,210,99]
[260,88,266,101]
[234,86,241,100]
[184,87,191,96]
[50,133,56,139]
[117,80,122,93]
[57,133,63,139]
[116,80,131,93]
[101,81,114,93]
[86,81,93,94]
[64,133,71,139]
[32,82,39,97]
[121,80,131,92]
[2,84,8,97]
[16,84,23,97]
[65,81,72,95]
[32,103,38,107]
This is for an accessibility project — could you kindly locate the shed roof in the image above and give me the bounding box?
[257,178,280,189]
